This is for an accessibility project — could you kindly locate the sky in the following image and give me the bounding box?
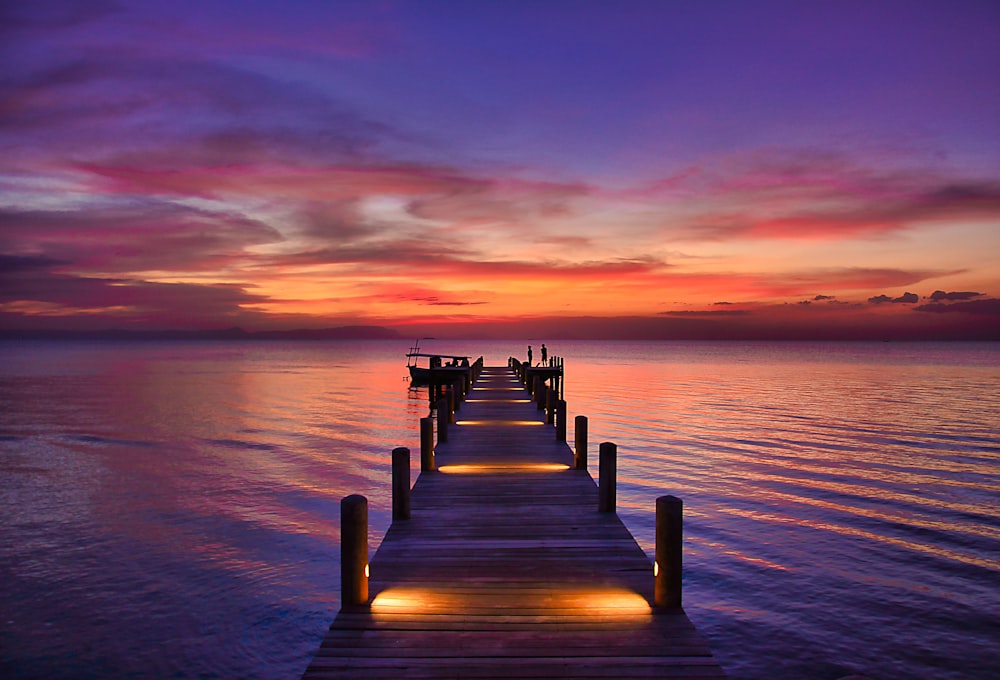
[2,0,999,339]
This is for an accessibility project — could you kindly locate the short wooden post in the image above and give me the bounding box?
[392,447,411,521]
[446,386,456,423]
[436,397,448,443]
[598,442,617,513]
[341,494,368,607]
[556,400,567,441]
[655,495,683,609]
[420,417,435,471]
[575,415,588,470]
[546,387,556,424]
[537,382,547,411]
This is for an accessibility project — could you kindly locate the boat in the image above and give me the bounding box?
[406,340,471,385]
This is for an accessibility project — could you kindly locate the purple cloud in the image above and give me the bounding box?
[915,299,1000,315]
[929,290,983,301]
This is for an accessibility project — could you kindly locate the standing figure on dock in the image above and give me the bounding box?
[541,344,548,365]
[527,345,533,365]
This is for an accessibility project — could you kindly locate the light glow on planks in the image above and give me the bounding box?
[371,586,652,615]
[455,420,543,426]
[464,399,533,403]
[437,463,570,474]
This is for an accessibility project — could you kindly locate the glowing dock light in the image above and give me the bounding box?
[437,463,570,474]
[464,399,532,403]
[455,420,543,426]
[372,585,650,615]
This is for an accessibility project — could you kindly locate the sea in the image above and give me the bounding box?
[1,339,997,680]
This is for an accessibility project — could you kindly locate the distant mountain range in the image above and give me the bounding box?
[0,326,403,341]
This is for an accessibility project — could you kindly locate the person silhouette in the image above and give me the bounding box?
[541,344,548,365]
[527,345,533,365]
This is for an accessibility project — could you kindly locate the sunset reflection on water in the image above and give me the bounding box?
[1,339,997,680]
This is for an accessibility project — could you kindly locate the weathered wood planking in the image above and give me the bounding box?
[301,366,725,679]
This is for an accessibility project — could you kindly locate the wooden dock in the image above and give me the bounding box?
[301,363,725,678]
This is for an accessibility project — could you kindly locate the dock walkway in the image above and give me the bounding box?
[301,364,725,678]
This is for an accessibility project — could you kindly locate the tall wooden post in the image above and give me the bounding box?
[420,417,435,471]
[556,400,567,441]
[598,442,617,513]
[575,415,588,470]
[446,386,456,423]
[655,495,683,609]
[560,358,565,399]
[436,397,448,443]
[537,382,547,411]
[546,388,556,424]
[341,494,368,607]
[392,447,411,521]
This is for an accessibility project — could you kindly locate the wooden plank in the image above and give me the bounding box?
[301,365,726,679]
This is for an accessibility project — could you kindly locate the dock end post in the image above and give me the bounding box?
[654,494,683,610]
[392,447,411,521]
[341,494,369,607]
[598,441,617,513]
[420,417,435,471]
[556,399,567,441]
[436,397,449,443]
[575,415,588,469]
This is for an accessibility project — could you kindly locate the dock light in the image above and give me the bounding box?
[437,463,570,474]
[372,585,649,615]
[455,420,543,426]
[654,561,659,577]
[465,399,532,403]
[365,564,370,578]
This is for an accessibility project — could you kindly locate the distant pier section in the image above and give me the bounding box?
[301,356,725,678]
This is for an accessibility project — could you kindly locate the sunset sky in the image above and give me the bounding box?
[2,1,999,339]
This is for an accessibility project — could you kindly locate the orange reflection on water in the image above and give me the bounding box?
[721,506,998,571]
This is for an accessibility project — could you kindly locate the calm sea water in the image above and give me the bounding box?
[1,340,997,679]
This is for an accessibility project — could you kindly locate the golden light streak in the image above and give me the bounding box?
[371,586,651,615]
[437,463,570,474]
[455,420,543,426]
[464,399,532,403]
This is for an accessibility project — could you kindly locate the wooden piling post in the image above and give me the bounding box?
[598,442,617,513]
[436,397,448,443]
[556,400,567,441]
[341,494,368,607]
[447,386,456,423]
[392,447,411,521]
[546,388,556,424]
[655,495,683,609]
[575,415,588,470]
[420,417,435,471]
[537,382,547,411]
